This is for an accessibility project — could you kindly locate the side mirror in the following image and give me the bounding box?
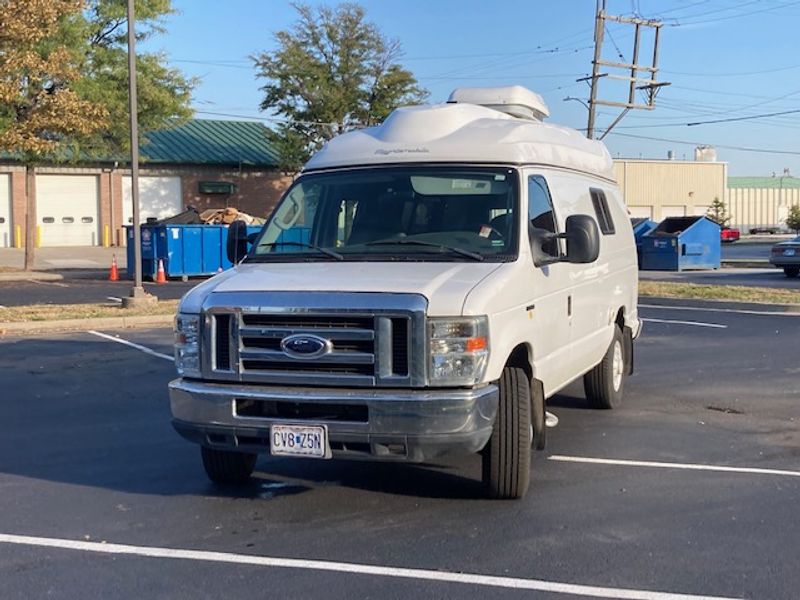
[226,220,250,264]
[563,214,600,263]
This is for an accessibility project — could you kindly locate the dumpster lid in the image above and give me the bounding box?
[650,216,704,236]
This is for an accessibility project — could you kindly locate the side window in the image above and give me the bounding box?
[590,188,615,235]
[528,175,559,257]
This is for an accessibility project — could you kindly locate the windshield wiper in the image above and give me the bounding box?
[365,239,484,261]
[256,241,344,261]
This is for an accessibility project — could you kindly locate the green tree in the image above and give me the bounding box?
[705,197,730,227]
[253,2,428,172]
[75,0,194,157]
[0,0,194,269]
[785,204,800,234]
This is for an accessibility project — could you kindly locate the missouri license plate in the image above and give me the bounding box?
[783,248,796,256]
[270,424,330,459]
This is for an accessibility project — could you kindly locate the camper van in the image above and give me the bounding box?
[169,86,641,499]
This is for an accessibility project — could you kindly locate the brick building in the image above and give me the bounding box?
[0,119,292,247]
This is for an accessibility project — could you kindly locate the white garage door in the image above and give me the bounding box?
[36,175,100,246]
[122,176,182,224]
[0,174,10,248]
[661,205,686,220]
[628,206,653,220]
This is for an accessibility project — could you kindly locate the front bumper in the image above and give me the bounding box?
[169,378,498,463]
[769,255,800,267]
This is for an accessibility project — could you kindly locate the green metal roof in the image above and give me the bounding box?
[728,176,800,189]
[142,119,279,167]
[0,119,280,167]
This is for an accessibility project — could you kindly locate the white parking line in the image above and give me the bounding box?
[26,279,69,287]
[639,303,800,318]
[87,330,173,362]
[549,455,800,478]
[641,317,727,329]
[0,533,740,600]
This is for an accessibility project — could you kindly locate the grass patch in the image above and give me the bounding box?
[639,281,800,305]
[0,300,179,323]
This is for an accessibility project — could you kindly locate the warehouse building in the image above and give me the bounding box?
[0,120,290,248]
[613,151,727,222]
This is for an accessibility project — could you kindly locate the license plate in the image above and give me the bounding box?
[270,424,330,459]
[783,248,796,256]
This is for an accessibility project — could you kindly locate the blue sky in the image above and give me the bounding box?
[152,0,800,175]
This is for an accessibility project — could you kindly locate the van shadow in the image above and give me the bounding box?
[0,336,486,502]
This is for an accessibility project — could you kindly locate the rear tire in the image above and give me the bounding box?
[201,446,257,484]
[584,327,626,409]
[482,366,532,499]
[783,266,799,278]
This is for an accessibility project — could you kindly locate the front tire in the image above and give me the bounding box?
[201,446,257,484]
[482,366,532,499]
[584,327,626,409]
[783,266,799,278]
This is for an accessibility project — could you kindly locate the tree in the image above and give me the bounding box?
[75,0,194,157]
[0,0,107,269]
[705,196,730,228]
[786,205,800,234]
[0,0,194,269]
[253,2,428,172]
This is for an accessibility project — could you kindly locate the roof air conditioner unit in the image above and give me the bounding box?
[447,85,550,121]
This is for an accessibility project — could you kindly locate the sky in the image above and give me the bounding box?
[148,0,800,176]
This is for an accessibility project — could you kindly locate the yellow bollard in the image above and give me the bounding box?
[103,224,110,248]
[36,225,41,248]
[14,225,22,249]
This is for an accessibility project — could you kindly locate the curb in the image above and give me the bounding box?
[0,271,64,282]
[640,295,800,314]
[720,260,771,269]
[0,314,174,336]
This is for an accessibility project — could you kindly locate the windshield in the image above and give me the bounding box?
[250,166,519,262]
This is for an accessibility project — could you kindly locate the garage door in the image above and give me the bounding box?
[661,205,686,220]
[628,206,653,220]
[36,175,100,246]
[0,174,10,248]
[122,176,182,224]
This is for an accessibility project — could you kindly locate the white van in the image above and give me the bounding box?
[170,86,641,499]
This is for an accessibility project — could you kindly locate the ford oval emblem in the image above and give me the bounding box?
[280,334,332,359]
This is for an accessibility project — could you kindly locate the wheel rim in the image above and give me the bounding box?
[612,341,624,392]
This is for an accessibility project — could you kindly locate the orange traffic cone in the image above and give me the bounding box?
[108,254,119,281]
[155,259,167,284]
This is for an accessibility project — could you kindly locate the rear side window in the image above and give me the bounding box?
[590,188,615,235]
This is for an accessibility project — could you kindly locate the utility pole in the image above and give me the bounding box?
[123,0,155,308]
[581,0,669,140]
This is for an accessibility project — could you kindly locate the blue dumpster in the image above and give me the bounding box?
[640,216,720,271]
[631,218,657,267]
[125,223,262,280]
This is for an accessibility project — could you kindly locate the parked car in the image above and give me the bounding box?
[749,226,780,234]
[769,236,800,277]
[721,227,740,243]
[169,85,641,500]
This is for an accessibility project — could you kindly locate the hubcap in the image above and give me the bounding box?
[612,341,624,392]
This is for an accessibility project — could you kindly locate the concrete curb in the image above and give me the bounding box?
[0,314,174,336]
[0,271,64,282]
[720,260,771,268]
[640,295,800,314]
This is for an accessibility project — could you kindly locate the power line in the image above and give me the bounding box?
[686,108,800,127]
[604,131,800,156]
[663,62,800,77]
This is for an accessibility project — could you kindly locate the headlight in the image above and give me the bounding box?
[428,316,489,386]
[174,313,201,377]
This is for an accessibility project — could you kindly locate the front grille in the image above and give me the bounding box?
[204,292,426,387]
[214,314,231,370]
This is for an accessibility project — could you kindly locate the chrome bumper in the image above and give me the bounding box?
[169,378,498,463]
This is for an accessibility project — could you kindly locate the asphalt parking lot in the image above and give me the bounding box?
[1,305,798,600]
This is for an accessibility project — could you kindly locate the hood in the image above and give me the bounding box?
[179,261,504,316]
